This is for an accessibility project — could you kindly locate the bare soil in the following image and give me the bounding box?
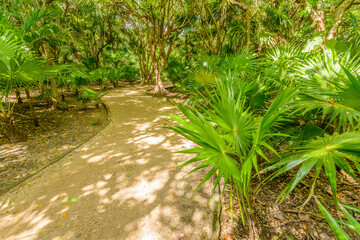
[0,96,108,194]
[4,83,355,240]
[220,168,360,239]
[0,84,213,240]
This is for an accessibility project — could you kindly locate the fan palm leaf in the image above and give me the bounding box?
[267,132,360,207]
[0,34,20,61]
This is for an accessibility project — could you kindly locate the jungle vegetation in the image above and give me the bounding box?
[1,0,360,238]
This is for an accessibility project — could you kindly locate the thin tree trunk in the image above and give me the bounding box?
[152,60,167,94]
[326,0,355,40]
[25,90,40,127]
[15,89,23,104]
[309,2,326,32]
[138,49,146,85]
[43,43,59,108]
[246,8,251,49]
[2,116,19,143]
[42,85,52,106]
[139,67,145,85]
[150,44,167,94]
[25,88,31,99]
[50,78,58,101]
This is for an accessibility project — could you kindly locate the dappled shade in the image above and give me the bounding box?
[0,86,212,239]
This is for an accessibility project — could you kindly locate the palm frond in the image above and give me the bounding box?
[0,33,20,61]
[267,132,360,207]
[191,68,218,85]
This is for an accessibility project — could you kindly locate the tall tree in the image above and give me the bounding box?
[298,0,360,40]
[117,8,154,85]
[193,0,232,55]
[228,0,252,49]
[116,0,194,94]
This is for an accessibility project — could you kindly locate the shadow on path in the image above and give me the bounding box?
[0,85,212,240]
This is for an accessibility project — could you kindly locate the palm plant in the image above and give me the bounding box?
[76,87,107,108]
[0,10,13,36]
[265,132,360,207]
[265,59,360,238]
[262,42,309,89]
[263,3,293,40]
[189,51,262,103]
[169,68,297,226]
[295,49,360,133]
[316,198,360,239]
[0,33,56,142]
[0,34,25,142]
[171,43,360,238]
[344,14,360,47]
[57,65,89,98]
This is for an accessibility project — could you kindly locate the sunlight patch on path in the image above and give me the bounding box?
[0,85,212,240]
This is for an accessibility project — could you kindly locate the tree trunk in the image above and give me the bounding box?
[138,45,153,85]
[246,8,251,49]
[2,117,20,143]
[25,88,31,99]
[138,51,146,85]
[310,3,326,32]
[327,20,341,40]
[25,90,40,127]
[139,67,145,85]
[43,43,59,108]
[50,78,58,100]
[149,44,168,94]
[15,89,23,104]
[326,0,355,40]
[152,60,167,94]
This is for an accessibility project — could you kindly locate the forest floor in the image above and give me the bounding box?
[0,99,108,194]
[2,84,358,240]
[219,162,360,239]
[0,84,213,240]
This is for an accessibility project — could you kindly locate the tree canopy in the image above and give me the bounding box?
[1,0,360,238]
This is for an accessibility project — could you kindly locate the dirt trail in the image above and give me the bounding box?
[0,85,212,240]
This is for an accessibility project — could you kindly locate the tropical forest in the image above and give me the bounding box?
[1,0,360,239]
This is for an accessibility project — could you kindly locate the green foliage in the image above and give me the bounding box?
[262,43,309,88]
[191,68,218,85]
[1,0,360,238]
[66,195,78,206]
[76,87,106,107]
[0,31,54,96]
[266,132,360,206]
[317,201,352,239]
[170,41,360,238]
[315,199,360,239]
[165,55,193,86]
[117,64,139,81]
[91,119,99,125]
[0,23,61,141]
[295,50,360,133]
[169,67,297,224]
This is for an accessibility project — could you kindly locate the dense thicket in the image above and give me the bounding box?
[1,0,360,238]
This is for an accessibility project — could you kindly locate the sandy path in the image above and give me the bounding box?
[0,85,212,240]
